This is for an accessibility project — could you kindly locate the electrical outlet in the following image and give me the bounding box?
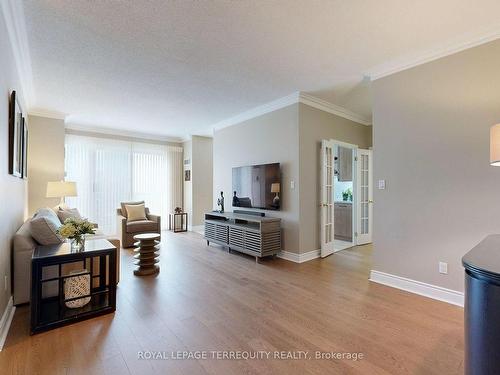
[378,180,386,190]
[4,275,7,292]
[290,180,295,190]
[439,262,448,274]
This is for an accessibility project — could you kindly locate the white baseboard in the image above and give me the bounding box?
[0,297,16,351]
[190,225,204,235]
[369,270,464,307]
[278,249,320,263]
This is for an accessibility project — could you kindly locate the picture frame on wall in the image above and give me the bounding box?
[21,116,28,179]
[8,90,23,177]
[185,169,191,181]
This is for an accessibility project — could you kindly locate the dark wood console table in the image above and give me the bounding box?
[31,239,117,334]
[204,211,281,262]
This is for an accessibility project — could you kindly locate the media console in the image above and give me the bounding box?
[204,211,281,262]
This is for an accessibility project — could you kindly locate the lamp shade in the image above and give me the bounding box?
[46,181,77,198]
[271,183,280,193]
[491,124,500,166]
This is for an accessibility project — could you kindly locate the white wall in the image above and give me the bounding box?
[372,39,500,292]
[213,104,301,252]
[28,115,65,215]
[0,14,28,314]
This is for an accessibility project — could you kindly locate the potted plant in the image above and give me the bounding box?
[57,217,96,251]
[342,188,353,202]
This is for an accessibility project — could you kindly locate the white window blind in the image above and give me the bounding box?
[65,134,183,235]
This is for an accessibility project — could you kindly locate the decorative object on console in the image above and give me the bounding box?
[57,217,96,251]
[174,206,183,213]
[217,191,225,212]
[64,270,91,308]
[8,90,23,177]
[271,183,280,208]
[46,181,77,209]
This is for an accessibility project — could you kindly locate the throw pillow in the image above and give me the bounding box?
[57,208,82,223]
[30,208,64,245]
[125,203,147,222]
[121,201,145,218]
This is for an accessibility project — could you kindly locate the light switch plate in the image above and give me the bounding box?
[439,262,448,274]
[290,180,295,190]
[378,180,386,190]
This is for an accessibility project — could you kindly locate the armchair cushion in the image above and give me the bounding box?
[120,201,145,218]
[126,220,158,234]
[125,203,147,222]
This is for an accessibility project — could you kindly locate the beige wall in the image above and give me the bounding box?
[28,115,65,215]
[213,104,301,252]
[0,15,28,314]
[191,136,213,226]
[372,39,500,292]
[298,103,372,252]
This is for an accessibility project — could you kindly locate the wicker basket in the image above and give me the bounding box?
[64,269,91,308]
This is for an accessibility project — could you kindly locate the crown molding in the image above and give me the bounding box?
[367,28,500,81]
[212,92,301,132]
[211,91,371,133]
[28,109,67,120]
[65,122,184,143]
[298,93,372,125]
[1,0,35,108]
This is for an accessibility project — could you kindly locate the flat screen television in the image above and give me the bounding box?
[232,162,281,210]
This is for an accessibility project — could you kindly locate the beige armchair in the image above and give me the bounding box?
[117,201,161,248]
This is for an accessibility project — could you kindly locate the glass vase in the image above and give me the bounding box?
[70,236,85,252]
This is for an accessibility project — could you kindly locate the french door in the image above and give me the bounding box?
[356,149,373,245]
[320,140,335,257]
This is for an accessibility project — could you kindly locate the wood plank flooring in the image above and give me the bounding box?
[0,231,464,374]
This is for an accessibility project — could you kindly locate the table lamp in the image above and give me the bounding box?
[46,181,77,209]
[271,183,280,206]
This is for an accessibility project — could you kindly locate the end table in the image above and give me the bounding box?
[169,212,188,232]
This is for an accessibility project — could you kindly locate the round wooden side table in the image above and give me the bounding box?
[133,233,160,276]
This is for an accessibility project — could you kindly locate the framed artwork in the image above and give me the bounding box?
[184,169,191,181]
[8,90,23,177]
[21,116,28,179]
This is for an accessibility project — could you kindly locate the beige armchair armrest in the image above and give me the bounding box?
[147,213,161,229]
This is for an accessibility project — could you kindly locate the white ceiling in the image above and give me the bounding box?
[21,0,500,140]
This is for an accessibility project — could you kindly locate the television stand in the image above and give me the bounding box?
[204,212,281,262]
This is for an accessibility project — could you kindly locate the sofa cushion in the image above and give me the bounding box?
[57,207,82,223]
[120,201,145,218]
[30,208,64,245]
[126,220,157,233]
[13,218,37,254]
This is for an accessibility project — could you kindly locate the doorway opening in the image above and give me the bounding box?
[320,139,372,258]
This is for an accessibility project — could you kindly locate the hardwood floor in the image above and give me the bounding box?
[0,231,463,374]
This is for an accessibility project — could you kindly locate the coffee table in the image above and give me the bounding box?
[133,233,161,276]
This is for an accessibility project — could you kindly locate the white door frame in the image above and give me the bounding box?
[320,139,335,257]
[330,139,358,251]
[356,149,373,245]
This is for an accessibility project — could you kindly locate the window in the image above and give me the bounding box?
[65,134,183,235]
